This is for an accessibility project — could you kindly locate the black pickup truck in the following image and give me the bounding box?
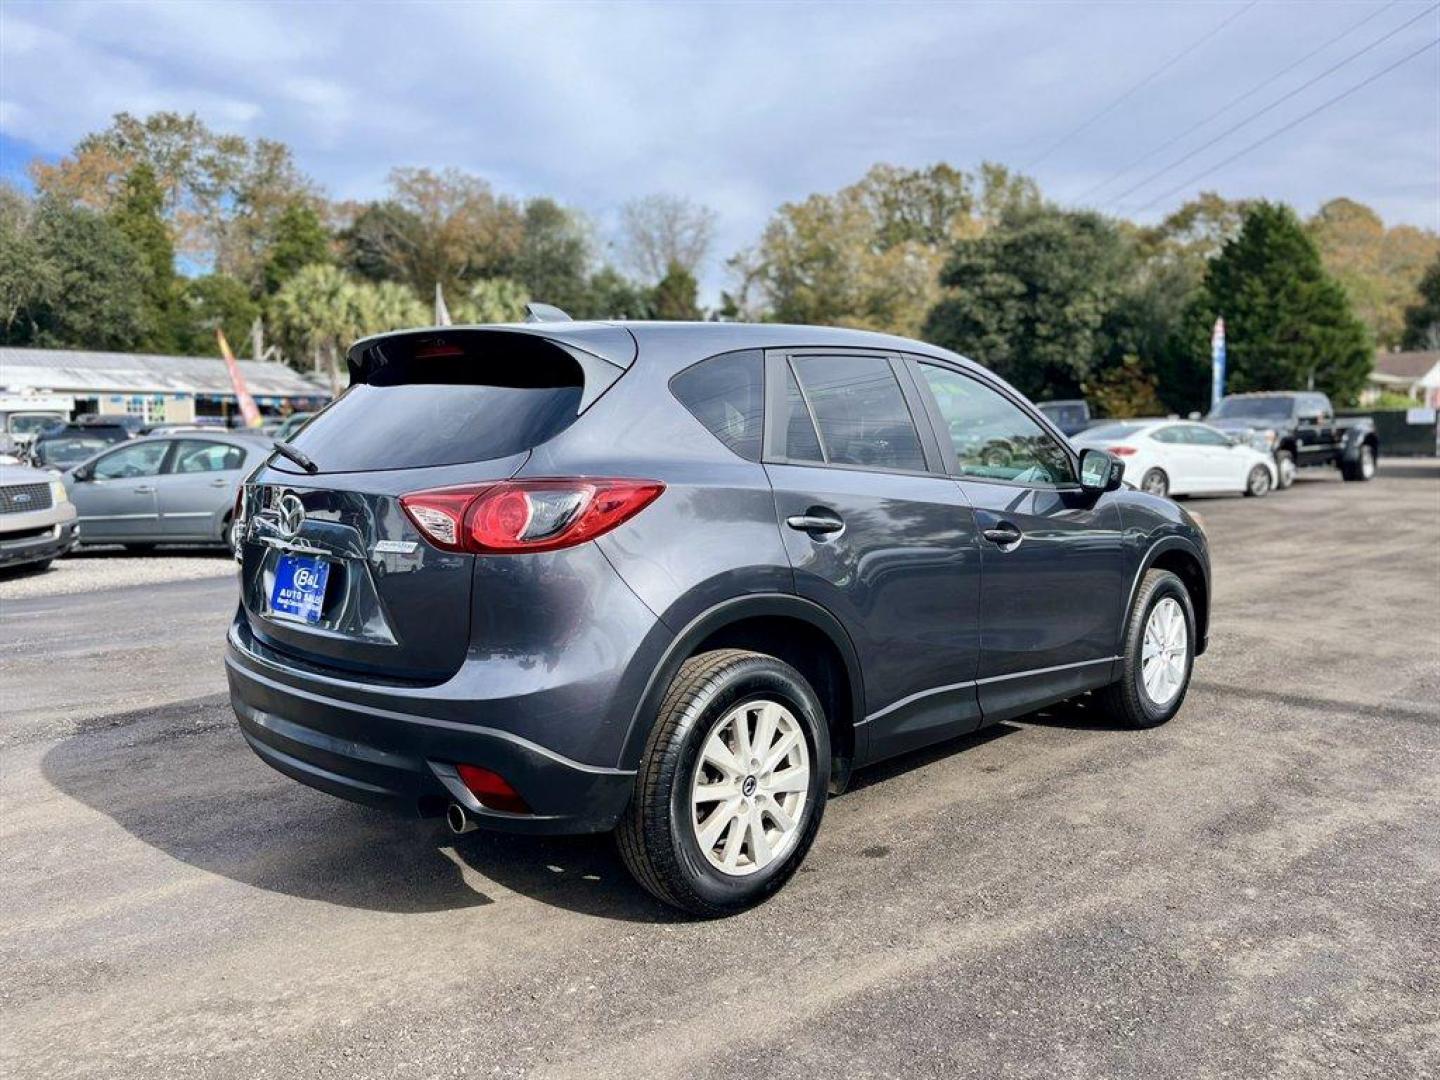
[1207,391,1378,489]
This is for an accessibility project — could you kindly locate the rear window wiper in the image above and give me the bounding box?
[272,440,319,474]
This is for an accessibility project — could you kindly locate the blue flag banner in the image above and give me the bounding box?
[1210,317,1227,412]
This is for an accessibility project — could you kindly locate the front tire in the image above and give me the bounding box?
[617,649,830,917]
[1097,569,1196,729]
[1244,464,1271,497]
[1274,449,1296,489]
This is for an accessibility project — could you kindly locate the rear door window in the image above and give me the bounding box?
[781,365,825,462]
[287,334,589,473]
[170,440,246,473]
[789,354,926,471]
[670,350,763,461]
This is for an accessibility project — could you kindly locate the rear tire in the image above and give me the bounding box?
[617,649,830,917]
[1342,444,1376,482]
[1140,468,1169,498]
[1243,464,1271,497]
[1097,569,1196,729]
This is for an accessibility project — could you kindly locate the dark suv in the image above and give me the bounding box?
[228,322,1210,915]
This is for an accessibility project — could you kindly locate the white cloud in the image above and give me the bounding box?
[1,0,1434,300]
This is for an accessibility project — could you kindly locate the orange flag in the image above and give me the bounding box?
[217,328,264,428]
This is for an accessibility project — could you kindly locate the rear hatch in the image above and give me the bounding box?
[238,328,624,682]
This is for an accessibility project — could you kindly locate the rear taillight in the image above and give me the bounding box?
[400,478,663,554]
[1108,446,1138,456]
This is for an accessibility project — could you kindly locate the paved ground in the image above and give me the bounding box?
[1,462,1437,1079]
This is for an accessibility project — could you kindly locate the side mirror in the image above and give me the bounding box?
[71,465,92,482]
[1079,448,1124,493]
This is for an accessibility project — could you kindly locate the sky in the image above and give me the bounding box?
[1,0,1436,303]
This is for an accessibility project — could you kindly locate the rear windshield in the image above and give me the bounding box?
[37,432,126,465]
[1083,422,1145,441]
[286,335,586,473]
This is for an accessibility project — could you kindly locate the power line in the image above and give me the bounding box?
[1103,2,1438,208]
[1074,1,1398,203]
[1131,35,1440,213]
[1023,1,1258,171]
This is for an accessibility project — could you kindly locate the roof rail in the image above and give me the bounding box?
[524,302,573,323]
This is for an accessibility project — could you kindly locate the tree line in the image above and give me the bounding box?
[2,111,1437,413]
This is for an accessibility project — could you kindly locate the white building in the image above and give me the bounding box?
[1363,350,1440,407]
[0,346,329,425]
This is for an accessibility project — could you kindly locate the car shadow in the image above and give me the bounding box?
[37,702,676,922]
[1016,693,1135,731]
[37,693,1121,923]
[842,721,1021,794]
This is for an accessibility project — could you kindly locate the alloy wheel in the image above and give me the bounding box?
[1140,597,1188,707]
[690,699,810,877]
[1361,446,1376,479]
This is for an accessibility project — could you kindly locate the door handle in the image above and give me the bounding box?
[209,478,228,487]
[786,512,844,536]
[132,485,155,494]
[982,522,1023,546]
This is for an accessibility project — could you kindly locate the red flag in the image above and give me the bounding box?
[217,328,263,428]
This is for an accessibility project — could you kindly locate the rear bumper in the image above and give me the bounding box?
[226,620,636,834]
[0,517,78,567]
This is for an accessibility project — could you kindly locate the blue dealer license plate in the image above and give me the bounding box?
[270,555,331,623]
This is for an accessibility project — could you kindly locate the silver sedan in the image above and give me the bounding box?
[63,432,273,553]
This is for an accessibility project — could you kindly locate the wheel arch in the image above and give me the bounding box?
[1126,538,1210,656]
[620,594,865,792]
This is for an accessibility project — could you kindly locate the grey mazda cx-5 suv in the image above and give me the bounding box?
[228,320,1210,916]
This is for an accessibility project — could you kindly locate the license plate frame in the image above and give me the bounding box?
[269,554,331,624]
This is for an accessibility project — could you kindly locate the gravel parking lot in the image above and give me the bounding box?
[0,546,235,601]
[1,462,1436,1079]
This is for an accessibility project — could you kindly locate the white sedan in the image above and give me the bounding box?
[1072,419,1278,499]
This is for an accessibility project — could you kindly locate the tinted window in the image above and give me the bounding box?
[917,364,1074,485]
[93,441,168,479]
[289,339,585,473]
[1151,426,1186,444]
[36,435,118,466]
[790,355,925,471]
[1211,396,1294,420]
[670,350,763,461]
[171,440,247,473]
[782,365,824,462]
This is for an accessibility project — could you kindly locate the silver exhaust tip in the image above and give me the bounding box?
[446,802,478,835]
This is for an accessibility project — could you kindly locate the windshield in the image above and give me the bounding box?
[36,432,127,465]
[1083,422,1145,441]
[1211,397,1293,420]
[7,413,65,436]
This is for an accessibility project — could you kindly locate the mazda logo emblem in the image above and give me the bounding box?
[277,493,306,539]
